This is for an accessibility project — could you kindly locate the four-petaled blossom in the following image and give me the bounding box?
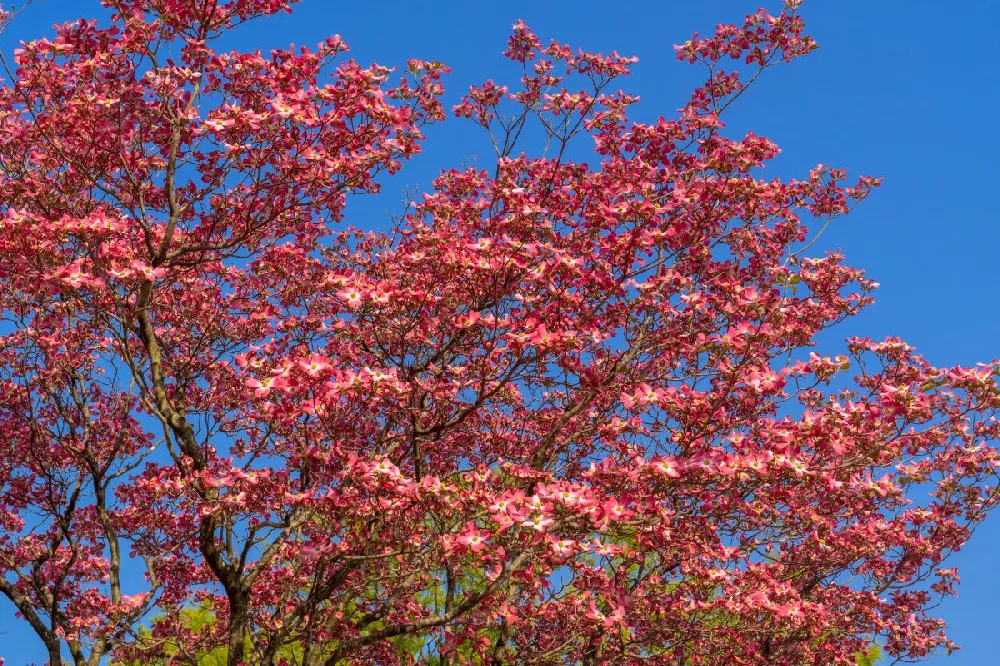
[271,95,296,118]
[603,498,631,521]
[637,382,665,405]
[130,260,167,281]
[652,457,681,478]
[246,375,289,397]
[521,514,554,532]
[298,353,332,376]
[776,602,804,619]
[456,527,490,553]
[337,287,365,308]
[550,538,575,557]
[585,600,626,628]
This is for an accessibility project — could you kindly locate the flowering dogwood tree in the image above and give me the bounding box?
[0,1,997,665]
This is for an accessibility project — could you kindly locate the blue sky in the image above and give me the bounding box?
[1,0,998,663]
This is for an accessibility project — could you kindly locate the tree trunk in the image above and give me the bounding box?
[227,587,249,666]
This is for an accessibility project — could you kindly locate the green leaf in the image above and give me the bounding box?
[854,644,882,666]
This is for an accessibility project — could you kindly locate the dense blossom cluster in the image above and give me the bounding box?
[0,1,997,665]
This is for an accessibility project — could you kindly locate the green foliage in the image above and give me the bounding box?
[111,604,232,666]
[112,600,429,665]
[854,644,882,666]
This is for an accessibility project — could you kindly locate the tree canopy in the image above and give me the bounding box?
[0,1,996,664]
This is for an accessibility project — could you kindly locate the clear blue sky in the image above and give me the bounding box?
[1,1,998,663]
